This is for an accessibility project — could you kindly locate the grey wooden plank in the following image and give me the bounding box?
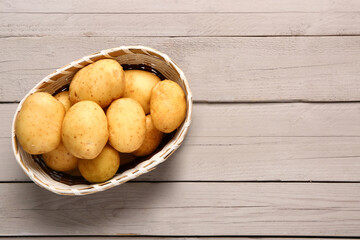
[0,103,15,138]
[6,102,360,138]
[1,37,360,102]
[3,103,360,182]
[1,182,360,236]
[1,12,360,37]
[3,136,360,182]
[1,0,359,13]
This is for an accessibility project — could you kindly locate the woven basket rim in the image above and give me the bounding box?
[12,46,193,196]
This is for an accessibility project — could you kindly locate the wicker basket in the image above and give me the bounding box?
[11,46,192,196]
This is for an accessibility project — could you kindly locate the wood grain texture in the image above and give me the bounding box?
[2,0,360,238]
[1,36,360,102]
[2,0,360,13]
[3,103,360,182]
[5,102,360,137]
[3,136,360,182]
[1,12,360,37]
[1,182,360,236]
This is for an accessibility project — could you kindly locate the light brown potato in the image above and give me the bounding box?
[150,80,187,133]
[123,70,160,114]
[78,144,120,183]
[107,98,146,153]
[69,59,125,108]
[43,142,78,172]
[62,101,108,159]
[15,92,65,154]
[54,91,72,111]
[133,115,163,156]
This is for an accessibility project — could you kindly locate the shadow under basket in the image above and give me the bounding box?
[11,46,193,196]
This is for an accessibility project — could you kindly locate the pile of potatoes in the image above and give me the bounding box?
[15,59,187,183]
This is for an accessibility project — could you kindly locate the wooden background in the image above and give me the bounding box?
[1,0,360,239]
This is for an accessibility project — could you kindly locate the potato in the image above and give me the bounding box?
[123,70,160,114]
[15,92,65,154]
[43,142,78,172]
[150,80,187,133]
[69,59,125,108]
[133,115,163,156]
[65,167,82,177]
[54,91,72,111]
[62,101,108,159]
[78,144,120,183]
[107,98,146,153]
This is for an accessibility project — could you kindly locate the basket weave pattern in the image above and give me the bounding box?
[11,46,193,195]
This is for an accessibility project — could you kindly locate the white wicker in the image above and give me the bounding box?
[11,46,192,196]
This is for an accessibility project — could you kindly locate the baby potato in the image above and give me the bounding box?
[123,70,160,114]
[54,91,72,111]
[43,142,78,172]
[69,59,125,108]
[133,115,163,157]
[65,167,82,177]
[15,92,65,154]
[150,80,187,133]
[107,98,146,153]
[62,101,108,159]
[78,144,120,183]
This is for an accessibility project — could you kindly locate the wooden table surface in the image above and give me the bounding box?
[1,0,360,239]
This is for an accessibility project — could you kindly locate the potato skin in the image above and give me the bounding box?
[123,70,160,114]
[54,91,72,111]
[15,92,65,154]
[107,98,146,153]
[133,115,163,156]
[78,144,120,183]
[43,142,78,172]
[62,101,108,159]
[150,80,187,133]
[65,167,82,177]
[69,59,125,108]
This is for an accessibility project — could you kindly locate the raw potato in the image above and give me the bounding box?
[54,91,72,111]
[133,115,163,156]
[65,167,82,177]
[43,142,78,172]
[15,92,65,154]
[62,101,108,159]
[69,59,125,108]
[107,98,146,153]
[78,144,120,183]
[150,80,187,133]
[123,70,160,114]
